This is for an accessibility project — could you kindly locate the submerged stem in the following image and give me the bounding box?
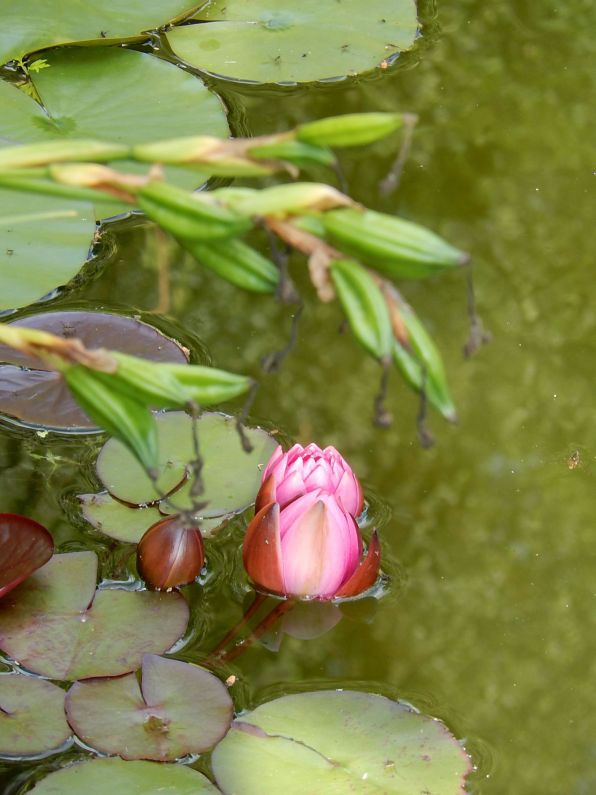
[219,598,294,665]
[463,265,491,358]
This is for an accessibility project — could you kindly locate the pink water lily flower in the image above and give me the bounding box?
[243,492,380,599]
[255,443,364,518]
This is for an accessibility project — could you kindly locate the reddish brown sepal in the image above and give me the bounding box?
[335,529,381,598]
[137,516,204,590]
[254,473,277,515]
[242,502,285,596]
[0,513,54,598]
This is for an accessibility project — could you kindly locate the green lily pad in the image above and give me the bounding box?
[0,552,189,680]
[0,311,188,429]
[30,757,220,794]
[0,1,199,66]
[0,46,229,216]
[78,493,164,543]
[96,411,277,514]
[166,0,418,85]
[0,189,95,312]
[66,654,233,760]
[78,492,224,543]
[0,673,70,757]
[212,691,472,795]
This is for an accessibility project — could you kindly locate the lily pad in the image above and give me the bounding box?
[96,411,278,514]
[0,513,54,599]
[166,0,418,84]
[66,654,233,760]
[0,46,229,216]
[0,673,70,757]
[0,552,189,680]
[0,190,95,312]
[78,492,224,543]
[0,1,200,65]
[212,691,472,795]
[0,311,188,430]
[78,493,164,544]
[30,757,220,794]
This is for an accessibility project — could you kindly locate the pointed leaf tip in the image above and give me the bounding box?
[243,502,285,596]
[335,530,381,598]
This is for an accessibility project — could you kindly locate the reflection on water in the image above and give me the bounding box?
[1,0,595,792]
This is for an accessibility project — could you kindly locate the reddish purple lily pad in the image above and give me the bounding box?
[0,311,188,430]
[0,673,71,757]
[212,690,472,795]
[66,654,233,761]
[0,513,53,599]
[0,552,189,680]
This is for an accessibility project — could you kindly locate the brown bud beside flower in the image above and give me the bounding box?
[137,516,204,590]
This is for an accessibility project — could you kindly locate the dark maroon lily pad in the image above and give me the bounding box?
[0,673,70,757]
[0,513,54,599]
[212,690,472,795]
[0,552,189,680]
[0,311,188,431]
[65,654,233,761]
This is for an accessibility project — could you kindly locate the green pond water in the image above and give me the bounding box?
[1,0,595,792]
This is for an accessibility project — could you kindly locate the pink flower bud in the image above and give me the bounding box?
[255,443,364,518]
[243,491,380,600]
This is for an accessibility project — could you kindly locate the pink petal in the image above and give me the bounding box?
[304,463,334,493]
[278,492,322,540]
[263,445,284,480]
[336,470,364,517]
[280,498,359,598]
[275,468,308,509]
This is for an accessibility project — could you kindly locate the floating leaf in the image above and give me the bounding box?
[0,311,188,430]
[96,412,277,514]
[78,492,223,543]
[0,46,229,216]
[0,552,189,680]
[0,513,54,599]
[212,691,472,795]
[30,757,220,794]
[0,190,94,312]
[0,2,199,65]
[65,654,233,760]
[0,673,70,757]
[166,0,418,84]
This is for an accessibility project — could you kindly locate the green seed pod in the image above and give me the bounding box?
[0,140,129,169]
[0,173,119,205]
[323,208,470,278]
[108,353,193,408]
[64,366,158,472]
[296,113,404,148]
[248,140,336,169]
[391,301,457,422]
[157,363,252,404]
[330,259,393,361]
[133,136,275,177]
[138,182,252,241]
[181,237,280,294]
[216,182,351,218]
